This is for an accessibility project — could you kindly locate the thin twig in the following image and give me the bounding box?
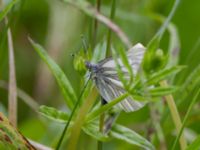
[6,18,18,127]
[160,80,187,150]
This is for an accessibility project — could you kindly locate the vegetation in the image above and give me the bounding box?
[0,0,200,150]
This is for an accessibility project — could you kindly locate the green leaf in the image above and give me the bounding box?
[86,93,129,122]
[91,41,107,63]
[111,47,128,88]
[143,0,180,73]
[29,38,77,109]
[82,122,109,142]
[146,66,186,85]
[178,64,200,102]
[116,47,134,86]
[142,36,160,73]
[0,0,19,22]
[110,124,155,150]
[39,105,69,123]
[186,135,200,150]
[149,86,178,97]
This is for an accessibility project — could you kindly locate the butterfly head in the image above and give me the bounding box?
[85,61,99,73]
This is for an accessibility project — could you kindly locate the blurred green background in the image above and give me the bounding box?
[0,0,200,149]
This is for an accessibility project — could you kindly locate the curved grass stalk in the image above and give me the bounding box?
[160,80,187,150]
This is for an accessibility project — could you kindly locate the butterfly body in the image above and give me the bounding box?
[86,43,146,112]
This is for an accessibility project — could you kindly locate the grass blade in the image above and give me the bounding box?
[0,80,39,112]
[172,89,200,150]
[7,24,17,127]
[0,0,19,22]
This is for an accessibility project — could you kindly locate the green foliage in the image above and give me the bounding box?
[0,0,19,21]
[145,66,186,85]
[186,135,200,150]
[177,64,200,102]
[0,113,35,149]
[0,0,200,149]
[110,124,155,150]
[73,50,87,76]
[39,105,69,123]
[29,38,77,110]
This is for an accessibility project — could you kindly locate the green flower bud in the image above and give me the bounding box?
[143,48,168,74]
[73,53,87,76]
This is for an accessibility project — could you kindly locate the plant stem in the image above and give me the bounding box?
[171,88,200,150]
[159,80,187,150]
[92,0,101,50]
[106,0,116,55]
[97,114,104,150]
[55,79,90,150]
[98,98,106,150]
[62,0,131,48]
[67,88,98,150]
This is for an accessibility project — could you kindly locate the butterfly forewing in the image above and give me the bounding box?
[93,43,146,112]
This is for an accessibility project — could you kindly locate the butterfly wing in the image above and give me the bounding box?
[99,43,146,74]
[94,43,146,112]
[95,75,144,112]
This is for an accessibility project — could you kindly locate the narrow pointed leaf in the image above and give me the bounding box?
[29,38,77,109]
[110,124,155,150]
[149,86,178,97]
[39,105,68,123]
[146,66,186,85]
[82,122,109,142]
[0,0,19,22]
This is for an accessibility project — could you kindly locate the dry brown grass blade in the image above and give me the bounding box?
[7,19,18,127]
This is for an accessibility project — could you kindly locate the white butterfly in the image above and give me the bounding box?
[85,43,146,112]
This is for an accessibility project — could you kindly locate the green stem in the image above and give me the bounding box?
[98,98,106,150]
[171,88,200,150]
[67,88,98,150]
[98,111,104,150]
[92,0,101,50]
[106,0,116,55]
[55,79,90,150]
[159,80,187,150]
